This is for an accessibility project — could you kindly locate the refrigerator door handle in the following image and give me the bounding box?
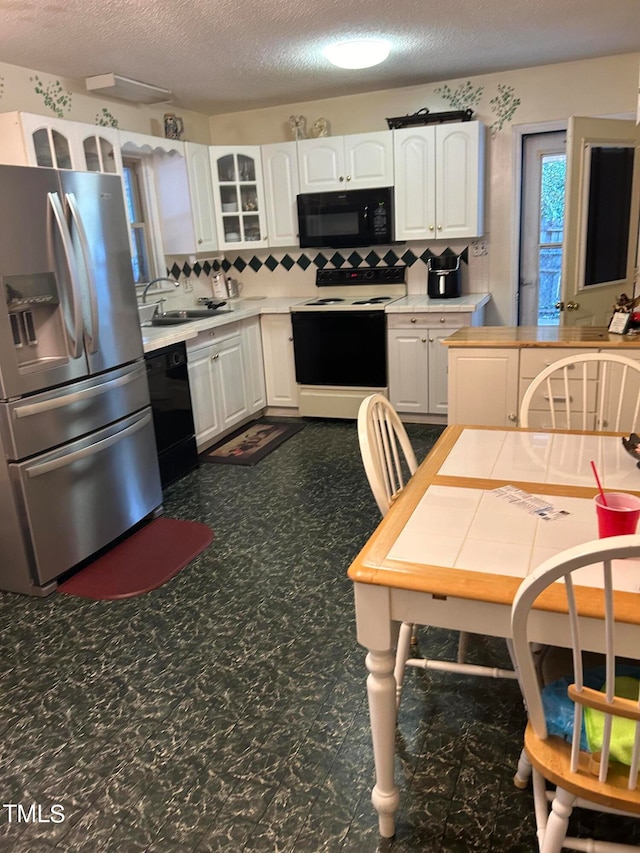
[25,410,152,478]
[13,366,144,419]
[65,192,99,354]
[47,191,83,360]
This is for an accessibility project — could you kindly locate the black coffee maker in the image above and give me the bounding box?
[427,255,461,299]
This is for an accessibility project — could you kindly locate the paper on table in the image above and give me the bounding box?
[491,485,570,522]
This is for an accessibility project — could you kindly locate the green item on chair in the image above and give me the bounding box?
[584,676,640,766]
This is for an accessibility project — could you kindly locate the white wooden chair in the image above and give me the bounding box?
[357,393,515,710]
[519,352,640,432]
[510,535,640,853]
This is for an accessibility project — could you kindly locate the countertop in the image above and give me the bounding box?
[386,293,490,313]
[443,325,640,348]
[141,293,491,354]
[140,297,301,353]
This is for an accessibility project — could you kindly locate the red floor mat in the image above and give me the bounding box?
[57,517,214,600]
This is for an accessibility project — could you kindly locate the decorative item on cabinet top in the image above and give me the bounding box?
[166,246,468,280]
[386,107,473,129]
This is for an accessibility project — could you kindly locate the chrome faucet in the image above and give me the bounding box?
[141,277,180,303]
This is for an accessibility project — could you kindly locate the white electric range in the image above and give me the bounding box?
[290,267,407,418]
[291,267,407,312]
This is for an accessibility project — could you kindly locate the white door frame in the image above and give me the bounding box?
[510,113,635,327]
[511,120,567,326]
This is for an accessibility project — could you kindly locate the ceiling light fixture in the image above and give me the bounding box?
[85,73,173,105]
[323,39,390,70]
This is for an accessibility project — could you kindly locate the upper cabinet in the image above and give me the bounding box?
[0,112,126,174]
[394,121,485,241]
[75,122,123,174]
[297,131,394,193]
[154,141,218,255]
[0,112,84,170]
[210,146,268,249]
[261,141,300,247]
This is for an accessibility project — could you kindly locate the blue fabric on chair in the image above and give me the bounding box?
[543,665,640,755]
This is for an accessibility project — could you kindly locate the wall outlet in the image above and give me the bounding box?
[471,240,488,257]
[182,276,194,293]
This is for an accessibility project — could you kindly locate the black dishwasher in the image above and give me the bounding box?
[144,342,198,487]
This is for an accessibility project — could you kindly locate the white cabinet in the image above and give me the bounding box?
[261,142,300,247]
[260,314,298,408]
[154,141,218,255]
[297,131,394,192]
[75,122,123,174]
[388,327,429,414]
[0,112,115,174]
[210,146,268,249]
[187,323,249,448]
[394,121,485,241]
[243,316,267,414]
[428,329,452,416]
[0,112,83,170]
[448,348,519,427]
[0,112,128,174]
[388,311,484,416]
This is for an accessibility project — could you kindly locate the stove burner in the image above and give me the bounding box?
[307,297,345,305]
[352,297,392,305]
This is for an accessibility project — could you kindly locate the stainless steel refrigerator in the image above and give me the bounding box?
[0,164,163,596]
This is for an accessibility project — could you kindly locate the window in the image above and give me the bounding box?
[122,157,153,284]
[519,132,566,326]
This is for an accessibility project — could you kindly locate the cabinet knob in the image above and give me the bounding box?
[507,413,518,422]
[439,317,446,323]
[437,225,442,231]
[410,317,417,323]
[428,337,433,343]
[429,225,435,231]
[211,352,220,360]
[339,176,344,182]
[288,336,293,342]
[346,175,351,181]
[422,337,427,343]
[198,238,203,244]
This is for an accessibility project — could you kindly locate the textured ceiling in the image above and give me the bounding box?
[2,0,640,115]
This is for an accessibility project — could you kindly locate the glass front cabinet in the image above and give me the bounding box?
[0,113,123,174]
[76,123,123,174]
[210,146,268,249]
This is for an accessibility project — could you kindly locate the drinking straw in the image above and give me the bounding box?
[590,460,608,506]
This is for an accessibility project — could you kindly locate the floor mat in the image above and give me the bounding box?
[199,419,305,466]
[57,517,214,600]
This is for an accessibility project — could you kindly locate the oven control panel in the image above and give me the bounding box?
[316,266,406,287]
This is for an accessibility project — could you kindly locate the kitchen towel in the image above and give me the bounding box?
[57,517,213,600]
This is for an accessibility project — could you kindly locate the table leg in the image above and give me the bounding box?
[366,648,400,838]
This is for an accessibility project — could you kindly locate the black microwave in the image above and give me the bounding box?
[297,187,394,249]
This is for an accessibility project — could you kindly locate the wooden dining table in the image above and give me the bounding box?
[347,424,640,838]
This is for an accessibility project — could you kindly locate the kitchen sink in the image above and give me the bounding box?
[150,308,233,326]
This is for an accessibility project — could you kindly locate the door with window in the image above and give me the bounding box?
[560,117,640,326]
[519,131,566,326]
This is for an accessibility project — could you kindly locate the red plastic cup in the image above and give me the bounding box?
[594,492,640,538]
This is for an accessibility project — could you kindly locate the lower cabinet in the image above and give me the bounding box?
[243,316,267,414]
[447,344,640,427]
[448,347,520,426]
[388,313,481,416]
[187,321,259,449]
[260,314,298,408]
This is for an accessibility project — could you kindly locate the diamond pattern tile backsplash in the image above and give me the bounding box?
[168,246,468,280]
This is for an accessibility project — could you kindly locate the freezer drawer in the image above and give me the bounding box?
[10,407,162,585]
[0,361,150,460]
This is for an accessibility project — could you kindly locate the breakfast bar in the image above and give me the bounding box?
[444,326,640,428]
